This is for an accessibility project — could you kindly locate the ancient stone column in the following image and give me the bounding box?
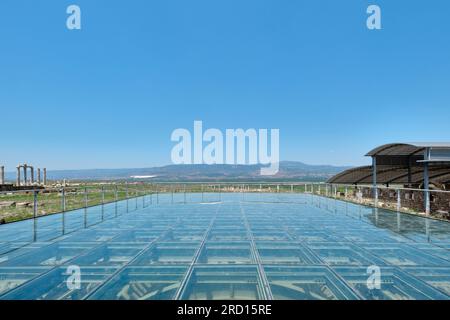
[43,168,47,186]
[16,165,21,186]
[23,164,28,186]
[30,166,34,184]
[37,168,41,185]
[0,166,4,185]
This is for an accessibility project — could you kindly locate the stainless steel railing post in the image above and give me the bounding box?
[135,188,138,210]
[61,187,66,212]
[125,183,128,199]
[33,190,38,242]
[61,187,66,235]
[84,187,88,228]
[142,190,145,208]
[101,186,105,220]
[115,185,118,217]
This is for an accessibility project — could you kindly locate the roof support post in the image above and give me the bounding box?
[372,157,378,207]
[407,156,412,186]
[424,147,431,215]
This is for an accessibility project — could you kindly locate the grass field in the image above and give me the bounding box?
[0,184,150,223]
[0,183,310,223]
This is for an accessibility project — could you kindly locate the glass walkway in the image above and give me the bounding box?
[0,193,449,300]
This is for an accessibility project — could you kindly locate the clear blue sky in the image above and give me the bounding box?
[1,0,449,170]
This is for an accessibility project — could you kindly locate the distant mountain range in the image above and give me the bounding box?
[4,161,351,182]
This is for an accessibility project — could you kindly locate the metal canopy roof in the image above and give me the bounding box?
[366,143,450,157]
[328,165,450,185]
[329,143,450,186]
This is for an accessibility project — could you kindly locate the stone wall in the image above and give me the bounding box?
[357,187,450,218]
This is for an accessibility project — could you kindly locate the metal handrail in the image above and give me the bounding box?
[319,183,450,194]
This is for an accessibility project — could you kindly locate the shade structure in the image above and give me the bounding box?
[366,142,450,158]
[328,165,450,186]
[328,143,450,187]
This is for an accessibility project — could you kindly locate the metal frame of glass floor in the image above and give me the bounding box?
[0,192,449,300]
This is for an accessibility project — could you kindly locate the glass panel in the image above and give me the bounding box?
[403,267,450,296]
[1,266,117,300]
[333,266,448,300]
[89,266,188,300]
[265,266,358,300]
[1,242,97,267]
[0,267,50,295]
[257,242,320,265]
[70,243,146,267]
[132,242,200,265]
[198,241,254,264]
[180,266,263,300]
